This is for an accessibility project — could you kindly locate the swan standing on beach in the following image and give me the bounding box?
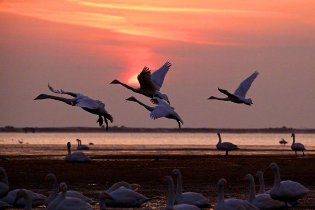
[162,176,201,210]
[244,174,286,210]
[52,183,93,210]
[291,133,306,156]
[208,71,259,106]
[65,142,91,162]
[216,133,239,156]
[76,139,89,150]
[0,167,9,198]
[268,162,309,206]
[45,173,95,206]
[214,178,258,210]
[126,96,183,128]
[34,84,113,131]
[111,61,172,103]
[172,169,210,208]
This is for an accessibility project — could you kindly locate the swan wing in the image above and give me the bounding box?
[150,105,172,119]
[48,84,78,97]
[75,95,105,110]
[234,71,259,98]
[137,67,156,92]
[151,61,172,91]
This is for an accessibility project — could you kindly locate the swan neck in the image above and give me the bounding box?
[175,172,183,196]
[258,174,265,193]
[119,82,137,92]
[292,134,295,144]
[67,146,71,155]
[247,176,256,202]
[217,183,224,203]
[166,178,175,208]
[47,176,59,204]
[132,99,154,111]
[273,167,281,187]
[217,133,222,144]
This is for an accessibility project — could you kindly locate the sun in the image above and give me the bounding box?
[127,73,139,85]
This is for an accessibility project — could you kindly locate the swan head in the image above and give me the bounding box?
[256,170,263,178]
[268,162,279,172]
[172,168,181,176]
[291,133,295,137]
[217,178,228,188]
[125,96,137,102]
[45,173,57,182]
[59,182,68,192]
[34,94,49,100]
[244,173,254,182]
[110,79,120,84]
[243,98,253,106]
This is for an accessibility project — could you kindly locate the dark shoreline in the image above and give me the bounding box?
[1,126,315,133]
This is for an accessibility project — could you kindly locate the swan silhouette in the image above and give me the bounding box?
[105,183,150,208]
[76,139,89,150]
[208,71,259,106]
[34,84,113,131]
[244,174,286,210]
[216,133,239,156]
[52,183,93,210]
[172,169,210,208]
[45,173,95,206]
[65,142,91,162]
[279,138,287,145]
[268,162,309,207]
[111,61,172,103]
[214,178,258,210]
[126,96,183,128]
[291,133,306,156]
[162,176,201,210]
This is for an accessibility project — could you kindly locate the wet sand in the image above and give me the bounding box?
[1,154,315,209]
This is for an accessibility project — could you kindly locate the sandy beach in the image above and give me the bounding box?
[1,153,315,209]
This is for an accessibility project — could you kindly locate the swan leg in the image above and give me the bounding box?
[303,151,305,156]
[97,116,104,126]
[225,150,228,156]
[104,118,109,131]
[177,120,181,128]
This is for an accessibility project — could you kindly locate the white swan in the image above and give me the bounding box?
[53,183,93,210]
[291,133,306,156]
[76,139,89,150]
[34,84,113,131]
[0,189,46,207]
[268,162,309,206]
[65,142,91,162]
[162,176,201,210]
[0,167,9,197]
[126,96,183,128]
[172,169,210,208]
[214,178,258,210]
[105,183,150,207]
[216,133,239,156]
[244,174,286,210]
[209,71,259,106]
[45,173,95,206]
[105,181,140,193]
[13,190,32,210]
[111,61,172,103]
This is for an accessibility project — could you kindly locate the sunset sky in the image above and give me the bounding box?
[0,0,314,128]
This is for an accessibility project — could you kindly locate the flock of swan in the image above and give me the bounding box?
[34,61,259,130]
[0,162,310,210]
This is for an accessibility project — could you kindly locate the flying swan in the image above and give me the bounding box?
[34,84,113,131]
[125,96,183,128]
[208,71,259,106]
[111,61,172,103]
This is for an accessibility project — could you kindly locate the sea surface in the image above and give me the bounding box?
[0,132,314,157]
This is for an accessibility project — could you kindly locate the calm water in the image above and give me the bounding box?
[0,132,314,157]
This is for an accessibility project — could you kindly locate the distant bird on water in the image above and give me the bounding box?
[279,138,287,146]
[291,133,306,156]
[34,84,113,131]
[208,71,259,106]
[76,139,90,150]
[65,142,91,162]
[125,96,183,128]
[111,61,172,103]
[216,133,239,156]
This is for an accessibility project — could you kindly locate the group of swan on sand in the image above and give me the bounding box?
[34,61,260,130]
[0,162,310,210]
